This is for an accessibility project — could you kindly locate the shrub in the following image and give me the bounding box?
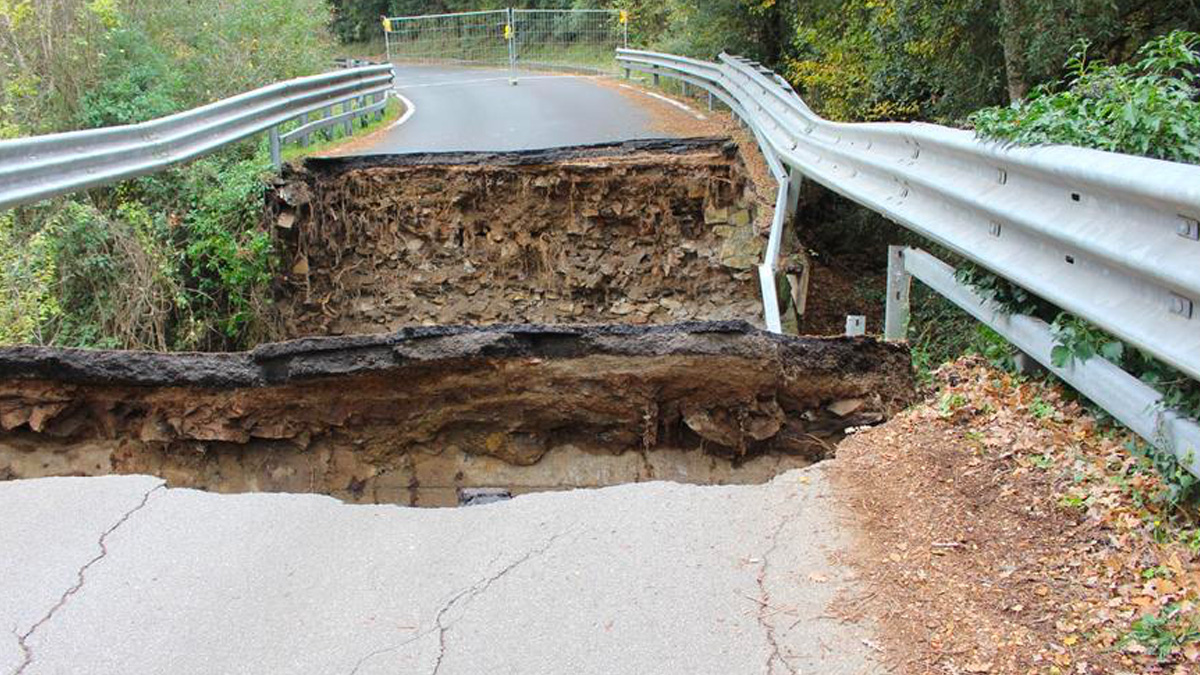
[971,31,1200,164]
[0,212,59,344]
[79,27,182,128]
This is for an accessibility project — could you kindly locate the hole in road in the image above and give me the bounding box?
[0,139,917,507]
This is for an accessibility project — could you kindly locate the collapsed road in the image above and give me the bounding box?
[0,322,913,506]
[1,81,915,673]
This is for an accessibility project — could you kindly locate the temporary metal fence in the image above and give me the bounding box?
[383,8,628,74]
[383,9,511,67]
[616,48,1200,469]
[0,64,394,210]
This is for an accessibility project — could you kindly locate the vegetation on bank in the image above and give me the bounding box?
[0,0,334,350]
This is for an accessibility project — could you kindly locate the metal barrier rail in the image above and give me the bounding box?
[0,64,394,211]
[890,246,1200,476]
[616,48,1200,385]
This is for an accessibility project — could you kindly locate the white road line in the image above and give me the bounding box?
[388,90,416,130]
[617,84,707,120]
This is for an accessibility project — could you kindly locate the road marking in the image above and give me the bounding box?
[388,90,417,130]
[397,74,594,90]
[617,84,707,120]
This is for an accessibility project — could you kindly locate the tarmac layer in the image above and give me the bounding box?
[373,65,669,152]
[2,467,883,675]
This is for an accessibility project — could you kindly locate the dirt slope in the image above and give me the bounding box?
[831,359,1200,674]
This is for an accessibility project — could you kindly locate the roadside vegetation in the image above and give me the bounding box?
[0,0,334,350]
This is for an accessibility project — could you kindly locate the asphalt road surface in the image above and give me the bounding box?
[3,469,882,675]
[369,64,671,152]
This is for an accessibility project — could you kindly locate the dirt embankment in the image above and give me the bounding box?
[0,323,914,506]
[268,138,773,338]
[831,359,1200,673]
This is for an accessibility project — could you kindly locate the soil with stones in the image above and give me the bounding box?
[268,138,775,338]
[830,359,1200,674]
[0,322,914,506]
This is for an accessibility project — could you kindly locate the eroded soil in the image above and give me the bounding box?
[0,323,913,506]
[831,359,1200,673]
[268,138,773,338]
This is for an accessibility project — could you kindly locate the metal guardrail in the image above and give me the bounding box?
[616,49,1200,382]
[617,48,1200,465]
[890,246,1200,475]
[0,64,394,211]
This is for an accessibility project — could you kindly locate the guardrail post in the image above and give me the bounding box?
[299,112,309,147]
[322,106,334,140]
[653,71,660,86]
[342,101,353,137]
[884,246,912,341]
[784,168,802,219]
[681,81,689,97]
[624,67,630,79]
[269,127,282,171]
[707,92,713,111]
[375,92,384,121]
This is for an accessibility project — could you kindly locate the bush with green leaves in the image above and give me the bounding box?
[78,27,182,128]
[178,151,277,349]
[971,31,1200,163]
[0,212,59,344]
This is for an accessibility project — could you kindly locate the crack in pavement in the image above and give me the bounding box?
[347,531,567,675]
[755,502,799,675]
[11,483,165,675]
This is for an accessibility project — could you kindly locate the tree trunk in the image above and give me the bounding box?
[998,0,1030,102]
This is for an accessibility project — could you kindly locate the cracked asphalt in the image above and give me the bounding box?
[2,468,882,675]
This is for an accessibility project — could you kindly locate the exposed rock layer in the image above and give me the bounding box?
[0,323,913,505]
[269,138,770,337]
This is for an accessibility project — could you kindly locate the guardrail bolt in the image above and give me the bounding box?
[1170,293,1194,319]
[1178,216,1200,241]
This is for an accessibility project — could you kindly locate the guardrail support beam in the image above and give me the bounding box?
[269,127,282,171]
[884,245,911,342]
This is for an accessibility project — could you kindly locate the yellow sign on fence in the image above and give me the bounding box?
[504,23,513,40]
[619,10,628,24]
[382,18,393,33]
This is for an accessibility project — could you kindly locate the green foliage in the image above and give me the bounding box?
[79,27,182,128]
[44,199,181,350]
[0,146,278,352]
[955,262,1049,316]
[971,31,1200,163]
[0,212,59,344]
[1125,603,1200,662]
[129,0,334,105]
[785,0,1005,121]
[178,152,276,347]
[1049,314,1125,369]
[907,283,1016,386]
[1,0,334,136]
[1129,439,1200,512]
